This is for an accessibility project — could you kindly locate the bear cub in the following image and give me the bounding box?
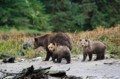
[79,39,106,61]
[48,43,71,64]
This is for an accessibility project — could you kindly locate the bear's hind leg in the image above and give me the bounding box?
[101,50,105,59]
[98,50,105,60]
[65,56,71,64]
[100,53,105,60]
[101,54,105,59]
[94,53,100,61]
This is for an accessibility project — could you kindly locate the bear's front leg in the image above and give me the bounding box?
[57,57,62,63]
[52,55,57,63]
[82,53,87,61]
[88,53,92,61]
[44,51,52,61]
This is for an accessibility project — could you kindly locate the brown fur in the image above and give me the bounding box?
[48,43,71,64]
[79,39,106,61]
[34,32,72,61]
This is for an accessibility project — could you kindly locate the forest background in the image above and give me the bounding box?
[0,0,120,32]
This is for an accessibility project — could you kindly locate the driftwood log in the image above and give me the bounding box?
[13,65,51,79]
[0,65,82,79]
[0,54,15,63]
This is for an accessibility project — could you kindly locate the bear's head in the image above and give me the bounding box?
[48,43,56,52]
[79,39,90,48]
[34,37,41,49]
[34,34,49,49]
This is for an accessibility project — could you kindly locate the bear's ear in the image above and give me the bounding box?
[52,42,57,46]
[85,39,88,42]
[34,37,38,41]
[52,42,55,45]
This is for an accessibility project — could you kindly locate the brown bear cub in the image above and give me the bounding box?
[48,43,71,64]
[34,32,72,61]
[79,39,106,61]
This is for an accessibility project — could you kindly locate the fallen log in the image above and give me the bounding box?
[2,57,15,63]
[0,65,81,79]
[13,65,52,79]
[0,54,15,63]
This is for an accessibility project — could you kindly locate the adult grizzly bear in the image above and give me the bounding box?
[79,39,106,61]
[48,43,71,64]
[34,32,72,61]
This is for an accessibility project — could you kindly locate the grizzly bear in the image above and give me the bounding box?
[34,32,72,61]
[79,39,106,61]
[48,43,71,64]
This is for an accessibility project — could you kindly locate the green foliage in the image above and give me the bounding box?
[41,0,85,32]
[0,39,21,56]
[0,0,50,31]
[0,0,31,26]
[27,0,51,31]
[71,45,80,55]
[0,0,120,32]
[41,0,120,32]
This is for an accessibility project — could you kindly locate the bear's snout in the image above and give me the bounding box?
[81,44,85,47]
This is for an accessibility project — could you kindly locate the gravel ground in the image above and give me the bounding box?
[0,56,120,79]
